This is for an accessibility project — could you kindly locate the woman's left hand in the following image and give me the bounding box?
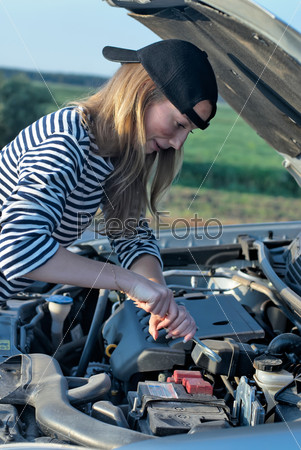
[148,304,196,342]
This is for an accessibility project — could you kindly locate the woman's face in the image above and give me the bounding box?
[144,99,212,154]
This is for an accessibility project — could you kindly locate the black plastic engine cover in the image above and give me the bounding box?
[102,295,264,381]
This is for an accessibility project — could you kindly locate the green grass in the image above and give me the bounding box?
[151,186,301,226]
[32,81,96,113]
[178,103,298,196]
[183,103,282,168]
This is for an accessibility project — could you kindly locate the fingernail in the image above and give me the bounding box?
[165,333,171,339]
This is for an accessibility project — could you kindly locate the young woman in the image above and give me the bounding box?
[0,40,218,343]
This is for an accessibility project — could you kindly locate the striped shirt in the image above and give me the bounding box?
[0,107,162,301]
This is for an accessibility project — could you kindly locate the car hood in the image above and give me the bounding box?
[106,0,301,185]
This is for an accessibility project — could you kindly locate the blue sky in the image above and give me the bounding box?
[0,0,300,77]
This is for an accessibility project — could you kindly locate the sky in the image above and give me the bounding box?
[0,0,300,78]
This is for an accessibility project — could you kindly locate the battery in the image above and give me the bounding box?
[127,381,229,436]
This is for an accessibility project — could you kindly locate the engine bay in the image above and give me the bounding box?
[1,225,301,448]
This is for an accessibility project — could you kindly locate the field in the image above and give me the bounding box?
[154,186,301,227]
[33,81,96,113]
[35,82,301,226]
[157,102,301,226]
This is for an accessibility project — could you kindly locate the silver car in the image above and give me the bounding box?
[0,1,301,449]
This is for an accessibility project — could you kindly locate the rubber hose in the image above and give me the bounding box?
[268,333,301,356]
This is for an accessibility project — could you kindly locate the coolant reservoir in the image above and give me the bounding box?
[253,355,294,413]
[47,295,73,350]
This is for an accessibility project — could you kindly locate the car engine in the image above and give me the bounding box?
[1,225,301,448]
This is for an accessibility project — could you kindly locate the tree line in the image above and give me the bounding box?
[0,71,107,149]
[0,68,106,88]
[0,73,52,148]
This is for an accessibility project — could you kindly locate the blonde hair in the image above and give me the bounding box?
[75,63,183,230]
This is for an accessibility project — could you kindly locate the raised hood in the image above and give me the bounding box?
[106,0,301,185]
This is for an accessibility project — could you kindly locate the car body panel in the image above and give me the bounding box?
[107,0,301,183]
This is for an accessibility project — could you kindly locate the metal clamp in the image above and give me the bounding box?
[192,336,222,363]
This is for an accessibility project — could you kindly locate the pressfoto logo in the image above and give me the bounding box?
[76,212,223,241]
[151,212,223,240]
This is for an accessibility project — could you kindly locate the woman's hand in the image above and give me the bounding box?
[149,305,196,342]
[121,263,196,342]
[125,276,178,318]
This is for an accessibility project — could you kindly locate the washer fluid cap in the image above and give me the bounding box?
[253,354,283,372]
[47,295,73,304]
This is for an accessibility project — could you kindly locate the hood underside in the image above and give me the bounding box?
[106,0,301,162]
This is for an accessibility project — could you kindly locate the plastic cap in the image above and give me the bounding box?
[253,354,283,372]
[47,295,73,305]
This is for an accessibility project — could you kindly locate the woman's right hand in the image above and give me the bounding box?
[122,273,196,342]
[151,305,196,342]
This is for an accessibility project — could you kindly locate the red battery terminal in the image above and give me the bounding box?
[170,370,213,395]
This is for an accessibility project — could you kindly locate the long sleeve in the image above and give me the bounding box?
[0,107,115,301]
[109,217,163,269]
[0,133,85,281]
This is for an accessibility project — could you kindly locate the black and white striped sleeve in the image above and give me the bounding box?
[0,133,84,281]
[108,218,163,269]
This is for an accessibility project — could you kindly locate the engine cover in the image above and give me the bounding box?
[102,295,264,381]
